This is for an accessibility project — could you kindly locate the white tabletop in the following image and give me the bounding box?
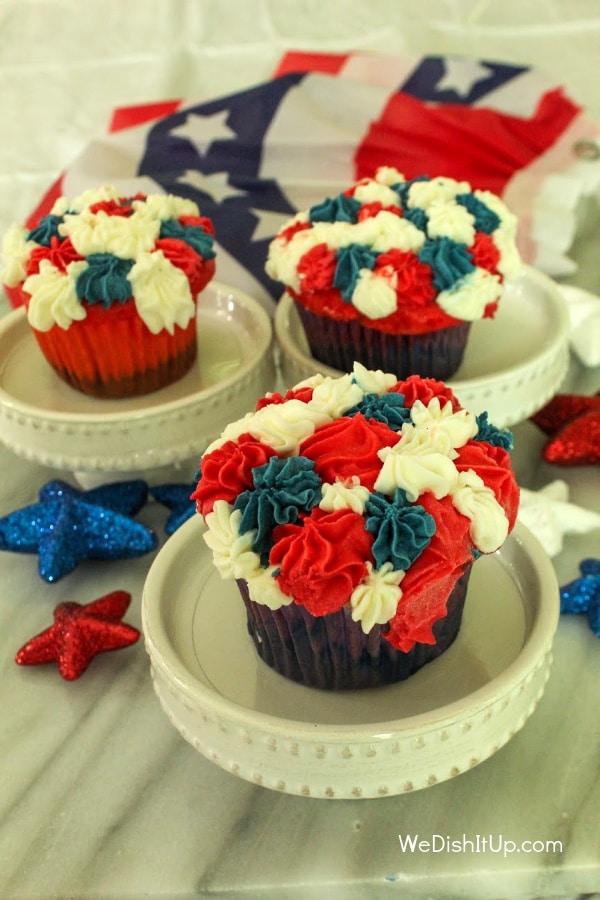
[1,2,600,897]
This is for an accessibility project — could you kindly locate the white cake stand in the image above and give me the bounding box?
[274,266,571,429]
[142,518,559,800]
[0,282,275,485]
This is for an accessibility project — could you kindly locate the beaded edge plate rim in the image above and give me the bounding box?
[0,282,275,472]
[142,518,559,799]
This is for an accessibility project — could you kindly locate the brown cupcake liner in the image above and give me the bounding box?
[237,565,472,691]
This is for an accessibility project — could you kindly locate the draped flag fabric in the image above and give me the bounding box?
[17,52,600,312]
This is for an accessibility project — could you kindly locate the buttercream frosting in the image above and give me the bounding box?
[1,186,216,333]
[193,364,520,652]
[266,168,522,334]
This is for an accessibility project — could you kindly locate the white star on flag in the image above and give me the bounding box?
[436,59,493,98]
[175,169,247,203]
[249,209,296,243]
[518,480,600,557]
[170,109,235,151]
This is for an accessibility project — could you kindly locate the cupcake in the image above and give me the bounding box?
[1,185,216,398]
[192,363,520,690]
[266,168,521,380]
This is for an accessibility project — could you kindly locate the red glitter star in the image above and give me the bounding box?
[531,393,600,466]
[15,590,140,680]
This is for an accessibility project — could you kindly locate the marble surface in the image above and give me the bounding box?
[1,2,600,897]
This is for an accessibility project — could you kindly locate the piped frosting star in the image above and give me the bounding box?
[0,479,157,582]
[531,393,600,466]
[15,590,140,680]
[150,482,196,534]
[560,559,600,637]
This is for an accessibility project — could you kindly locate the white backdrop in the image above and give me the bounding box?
[2,0,600,315]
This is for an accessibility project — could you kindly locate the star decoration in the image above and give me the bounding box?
[170,109,236,150]
[15,590,140,680]
[435,58,493,98]
[530,393,600,466]
[250,208,298,243]
[518,480,600,557]
[0,479,157,582]
[151,483,196,534]
[558,284,600,367]
[175,169,247,203]
[560,559,600,637]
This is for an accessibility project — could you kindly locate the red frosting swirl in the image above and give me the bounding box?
[154,238,213,296]
[26,237,83,276]
[271,508,374,616]
[255,385,314,411]
[389,375,460,410]
[179,214,216,236]
[386,493,473,651]
[88,199,134,217]
[297,243,337,293]
[469,232,500,273]
[279,220,311,244]
[375,249,436,306]
[193,435,278,516]
[357,202,402,221]
[299,413,398,490]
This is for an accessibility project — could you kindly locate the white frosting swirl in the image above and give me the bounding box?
[1,224,33,287]
[246,566,294,609]
[51,185,121,215]
[59,208,160,258]
[352,181,402,208]
[450,469,509,552]
[319,477,370,513]
[375,443,459,501]
[374,167,406,187]
[132,193,201,220]
[23,259,89,331]
[425,201,475,245]
[436,268,502,321]
[408,399,478,456]
[352,269,398,319]
[128,250,196,334]
[407,176,471,209]
[374,398,478,501]
[351,362,397,394]
[308,373,364,419]
[202,502,261,579]
[350,562,404,633]
[247,399,329,455]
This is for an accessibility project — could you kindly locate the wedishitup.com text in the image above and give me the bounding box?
[398,834,562,858]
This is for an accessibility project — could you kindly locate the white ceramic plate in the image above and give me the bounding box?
[274,265,570,429]
[0,282,275,479]
[142,518,559,800]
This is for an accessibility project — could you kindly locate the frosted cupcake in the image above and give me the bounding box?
[192,364,520,690]
[266,168,521,379]
[1,186,216,398]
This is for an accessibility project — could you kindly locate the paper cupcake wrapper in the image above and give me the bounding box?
[296,304,471,380]
[30,299,197,399]
[237,565,472,691]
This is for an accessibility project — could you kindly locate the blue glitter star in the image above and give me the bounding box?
[560,558,600,637]
[151,483,196,534]
[0,479,157,582]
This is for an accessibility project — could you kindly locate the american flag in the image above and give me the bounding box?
[18,52,600,312]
